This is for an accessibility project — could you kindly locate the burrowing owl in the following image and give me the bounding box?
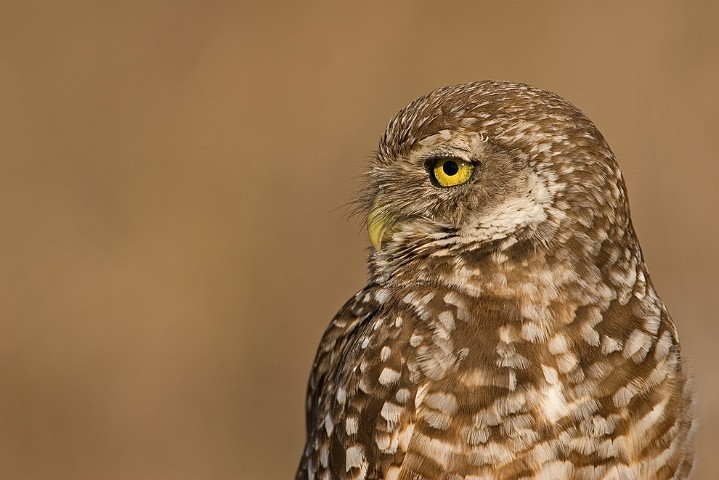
[296,81,696,479]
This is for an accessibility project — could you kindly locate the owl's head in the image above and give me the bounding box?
[363,81,631,279]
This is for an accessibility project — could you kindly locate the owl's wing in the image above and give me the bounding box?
[303,290,376,437]
[299,287,423,480]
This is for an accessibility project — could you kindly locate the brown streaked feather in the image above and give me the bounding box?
[297,81,696,480]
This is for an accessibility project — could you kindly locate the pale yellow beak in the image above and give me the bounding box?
[367,196,395,251]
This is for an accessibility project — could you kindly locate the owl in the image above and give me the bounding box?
[296,81,696,480]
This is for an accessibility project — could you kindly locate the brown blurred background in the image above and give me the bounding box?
[0,2,717,479]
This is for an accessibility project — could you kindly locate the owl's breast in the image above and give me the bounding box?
[329,282,694,479]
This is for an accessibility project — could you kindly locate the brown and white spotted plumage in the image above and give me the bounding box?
[297,81,696,480]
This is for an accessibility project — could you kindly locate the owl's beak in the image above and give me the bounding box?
[367,196,395,251]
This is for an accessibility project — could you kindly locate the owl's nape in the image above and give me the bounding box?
[298,81,696,480]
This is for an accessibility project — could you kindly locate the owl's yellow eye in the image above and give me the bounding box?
[431,158,474,187]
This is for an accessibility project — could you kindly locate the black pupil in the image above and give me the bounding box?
[442,160,459,176]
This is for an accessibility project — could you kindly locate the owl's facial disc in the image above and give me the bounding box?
[368,156,477,250]
[367,128,562,253]
[367,132,485,250]
[368,130,509,251]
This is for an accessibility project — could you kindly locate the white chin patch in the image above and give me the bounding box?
[463,172,557,242]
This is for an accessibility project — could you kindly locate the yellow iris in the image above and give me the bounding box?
[432,158,474,187]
